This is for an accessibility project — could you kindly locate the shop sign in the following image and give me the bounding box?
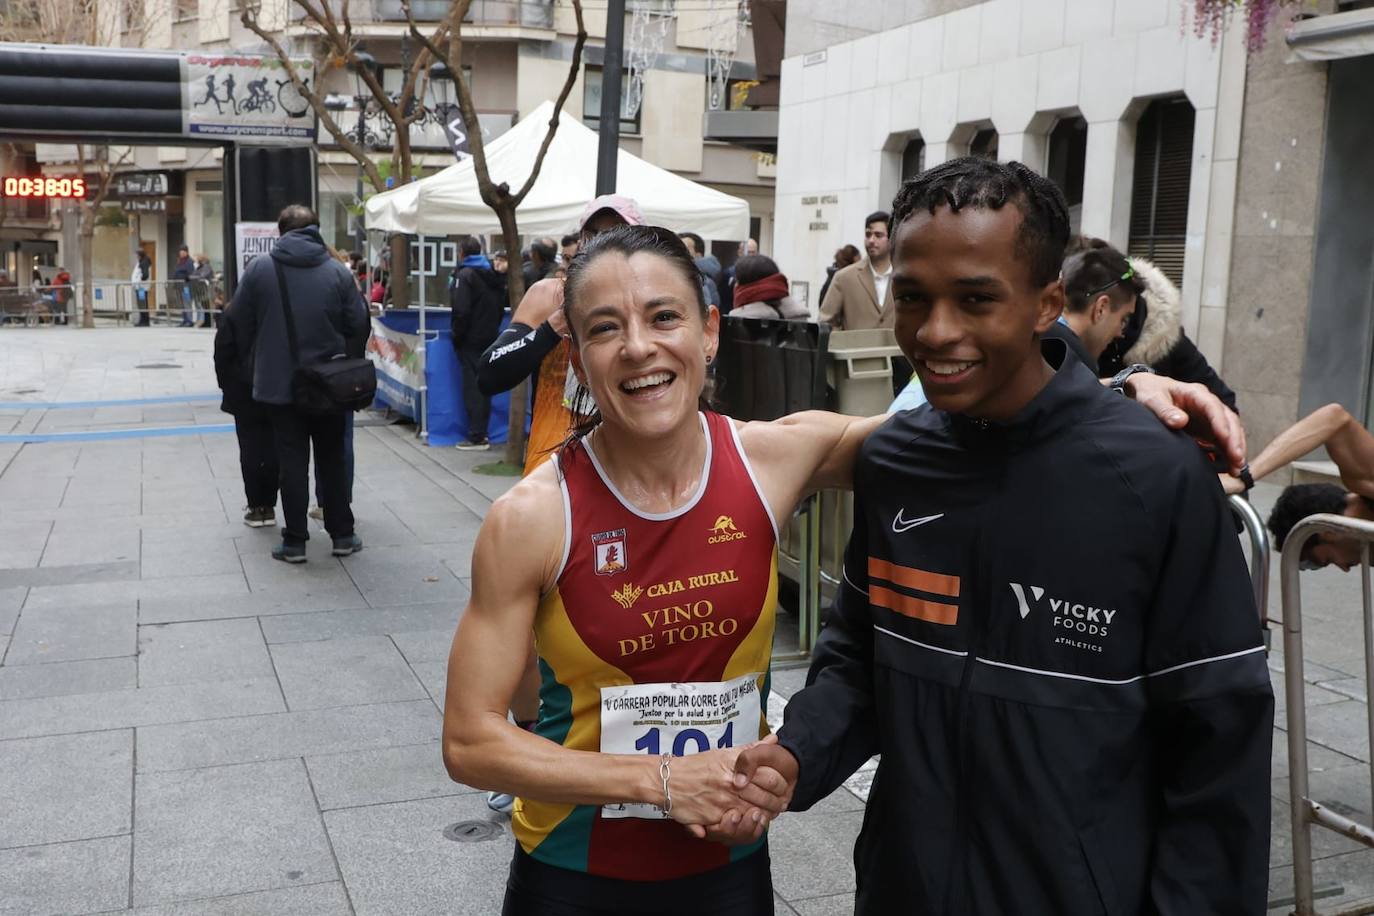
[114,172,173,197]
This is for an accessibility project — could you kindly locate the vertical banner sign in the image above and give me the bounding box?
[184,55,318,140]
[235,222,279,274]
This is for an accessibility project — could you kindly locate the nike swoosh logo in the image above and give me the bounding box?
[892,510,944,533]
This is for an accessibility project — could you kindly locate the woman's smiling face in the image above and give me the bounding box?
[566,248,718,441]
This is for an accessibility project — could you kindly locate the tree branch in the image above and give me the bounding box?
[240,3,385,190]
[513,0,585,206]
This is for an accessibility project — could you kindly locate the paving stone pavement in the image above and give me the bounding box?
[0,328,1370,914]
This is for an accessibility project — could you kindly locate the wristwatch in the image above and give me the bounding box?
[1238,463,1255,491]
[1109,363,1154,395]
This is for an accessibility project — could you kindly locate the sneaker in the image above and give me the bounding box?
[308,506,324,520]
[455,439,490,451]
[243,507,275,528]
[487,792,515,816]
[331,534,363,557]
[271,541,307,564]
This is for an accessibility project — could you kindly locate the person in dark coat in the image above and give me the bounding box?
[450,236,507,450]
[1078,239,1238,412]
[217,204,370,564]
[213,300,278,529]
[172,246,196,326]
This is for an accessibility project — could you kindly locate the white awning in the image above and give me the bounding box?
[1287,8,1374,62]
[364,100,751,240]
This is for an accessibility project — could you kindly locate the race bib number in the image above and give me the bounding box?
[599,673,763,820]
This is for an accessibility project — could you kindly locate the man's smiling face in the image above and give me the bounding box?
[890,203,1063,421]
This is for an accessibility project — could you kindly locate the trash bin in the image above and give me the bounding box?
[825,328,906,416]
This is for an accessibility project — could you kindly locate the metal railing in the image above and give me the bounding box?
[1229,494,1273,646]
[1,279,226,326]
[1281,513,1374,916]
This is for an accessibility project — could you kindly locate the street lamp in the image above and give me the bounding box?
[348,51,378,255]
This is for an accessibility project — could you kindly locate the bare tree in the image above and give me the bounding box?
[71,144,131,327]
[405,0,587,464]
[0,0,138,327]
[242,0,450,308]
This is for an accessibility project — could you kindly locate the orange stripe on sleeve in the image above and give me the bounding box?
[869,584,959,626]
[868,557,960,599]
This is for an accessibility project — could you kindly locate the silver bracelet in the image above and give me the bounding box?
[659,752,673,816]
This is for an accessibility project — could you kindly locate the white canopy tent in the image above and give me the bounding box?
[364,100,751,239]
[364,100,752,438]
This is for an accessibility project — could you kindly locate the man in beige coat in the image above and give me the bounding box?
[818,210,893,329]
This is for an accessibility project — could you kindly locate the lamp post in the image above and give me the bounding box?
[595,0,626,195]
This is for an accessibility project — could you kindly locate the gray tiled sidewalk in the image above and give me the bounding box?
[0,328,1370,914]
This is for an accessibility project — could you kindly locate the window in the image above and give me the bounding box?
[200,191,224,271]
[1046,116,1087,235]
[900,137,926,181]
[1128,97,1195,288]
[969,128,998,160]
[583,66,641,135]
[175,0,197,21]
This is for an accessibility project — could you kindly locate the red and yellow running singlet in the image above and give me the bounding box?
[513,411,780,880]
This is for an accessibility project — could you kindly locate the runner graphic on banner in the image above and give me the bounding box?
[185,55,317,140]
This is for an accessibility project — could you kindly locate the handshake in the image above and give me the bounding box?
[662,735,801,846]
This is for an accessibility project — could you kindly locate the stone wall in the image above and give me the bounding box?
[1221,3,1335,464]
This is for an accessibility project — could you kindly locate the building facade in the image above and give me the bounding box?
[773,0,1374,459]
[59,0,774,290]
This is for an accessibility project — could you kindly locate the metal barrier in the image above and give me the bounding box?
[1229,494,1273,646]
[0,280,224,326]
[1281,513,1374,915]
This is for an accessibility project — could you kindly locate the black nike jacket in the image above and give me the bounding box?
[777,342,1274,915]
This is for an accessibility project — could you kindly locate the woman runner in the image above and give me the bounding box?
[444,226,1245,914]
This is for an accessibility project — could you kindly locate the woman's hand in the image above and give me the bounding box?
[665,743,792,831]
[1219,473,1245,497]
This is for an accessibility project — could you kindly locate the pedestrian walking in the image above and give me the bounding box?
[217,204,370,564]
[132,250,151,326]
[450,237,507,450]
[192,254,215,327]
[172,246,196,326]
[52,267,73,325]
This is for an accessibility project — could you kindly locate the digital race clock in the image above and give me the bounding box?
[2,176,88,199]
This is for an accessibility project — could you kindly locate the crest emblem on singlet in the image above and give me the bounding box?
[592,528,629,576]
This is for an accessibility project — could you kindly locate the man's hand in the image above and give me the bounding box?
[689,735,800,845]
[1124,374,1247,474]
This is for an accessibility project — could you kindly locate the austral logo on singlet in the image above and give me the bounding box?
[708,515,747,544]
[592,529,629,576]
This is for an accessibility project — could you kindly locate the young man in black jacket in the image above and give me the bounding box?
[450,236,507,450]
[737,159,1274,914]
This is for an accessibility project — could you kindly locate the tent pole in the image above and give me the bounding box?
[417,233,428,441]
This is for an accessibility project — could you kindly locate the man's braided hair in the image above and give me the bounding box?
[890,157,1071,288]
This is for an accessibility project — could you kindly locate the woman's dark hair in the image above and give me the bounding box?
[890,156,1070,287]
[733,254,781,287]
[835,244,861,267]
[1062,238,1147,313]
[560,225,712,445]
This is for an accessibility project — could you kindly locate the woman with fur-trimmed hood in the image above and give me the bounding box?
[1076,239,1239,413]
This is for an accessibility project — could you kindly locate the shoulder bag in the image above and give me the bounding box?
[272,259,376,413]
